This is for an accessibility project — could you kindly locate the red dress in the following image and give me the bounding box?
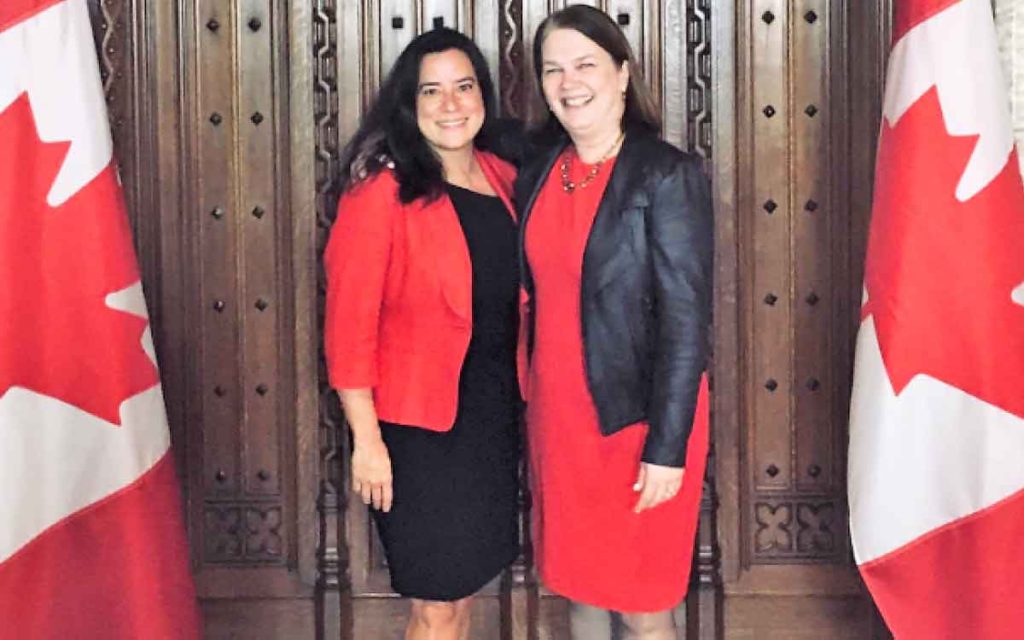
[525,149,710,613]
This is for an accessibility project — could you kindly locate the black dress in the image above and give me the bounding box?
[371,183,521,601]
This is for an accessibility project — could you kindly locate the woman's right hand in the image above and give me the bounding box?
[351,435,393,512]
[339,389,393,512]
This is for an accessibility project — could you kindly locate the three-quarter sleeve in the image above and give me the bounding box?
[324,175,397,390]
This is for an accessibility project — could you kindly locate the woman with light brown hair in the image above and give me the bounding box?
[516,6,713,639]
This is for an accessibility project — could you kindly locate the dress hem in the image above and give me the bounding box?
[390,547,519,602]
[539,571,690,614]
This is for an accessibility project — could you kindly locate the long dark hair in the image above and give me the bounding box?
[531,6,661,138]
[337,28,498,203]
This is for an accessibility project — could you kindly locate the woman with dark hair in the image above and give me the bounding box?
[516,6,713,639]
[325,28,521,640]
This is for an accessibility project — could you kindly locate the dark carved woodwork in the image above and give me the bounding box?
[312,1,349,638]
[187,0,295,578]
[87,0,126,170]
[754,501,793,554]
[87,0,162,348]
[498,7,535,627]
[501,434,539,640]
[204,504,284,563]
[690,0,720,595]
[796,502,836,554]
[89,1,320,634]
[732,0,856,567]
[710,0,889,634]
[205,506,243,561]
[87,0,895,635]
[753,498,840,561]
[245,507,285,558]
[686,0,713,158]
[499,1,525,118]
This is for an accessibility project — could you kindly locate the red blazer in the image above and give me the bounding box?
[324,150,520,431]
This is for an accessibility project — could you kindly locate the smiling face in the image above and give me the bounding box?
[415,48,485,159]
[540,27,629,143]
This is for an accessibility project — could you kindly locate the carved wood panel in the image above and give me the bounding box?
[90,2,320,634]
[713,0,892,636]
[189,0,295,570]
[739,0,849,566]
[92,0,897,636]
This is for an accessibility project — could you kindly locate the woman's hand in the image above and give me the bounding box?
[351,435,393,512]
[338,388,393,512]
[633,462,684,513]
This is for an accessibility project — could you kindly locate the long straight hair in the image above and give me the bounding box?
[531,5,661,139]
[336,28,498,204]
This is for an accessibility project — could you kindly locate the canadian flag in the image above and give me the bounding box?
[0,1,200,638]
[848,0,1024,637]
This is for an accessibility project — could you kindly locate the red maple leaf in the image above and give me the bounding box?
[863,86,1024,421]
[892,0,961,43]
[0,93,159,424]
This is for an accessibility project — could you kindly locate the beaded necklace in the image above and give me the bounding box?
[559,131,625,193]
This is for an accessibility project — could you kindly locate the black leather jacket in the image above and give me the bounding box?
[515,128,713,467]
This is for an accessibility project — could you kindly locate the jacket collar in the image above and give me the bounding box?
[519,127,653,220]
[518,127,656,297]
[517,137,566,225]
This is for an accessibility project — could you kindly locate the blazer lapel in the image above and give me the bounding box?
[426,151,522,326]
[476,150,517,220]
[417,194,472,325]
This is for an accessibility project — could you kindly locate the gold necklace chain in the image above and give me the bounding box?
[559,131,625,194]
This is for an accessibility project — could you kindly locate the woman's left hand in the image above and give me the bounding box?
[633,463,685,513]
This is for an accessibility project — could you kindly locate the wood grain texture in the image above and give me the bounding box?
[91,1,320,632]
[713,0,891,634]
[89,0,897,635]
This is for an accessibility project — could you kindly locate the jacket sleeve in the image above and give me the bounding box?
[642,156,714,467]
[323,175,396,390]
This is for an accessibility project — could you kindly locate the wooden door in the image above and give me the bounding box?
[712,1,892,637]
[90,0,894,637]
